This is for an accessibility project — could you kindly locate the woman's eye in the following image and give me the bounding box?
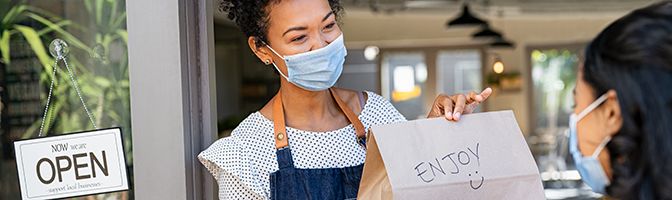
[324,22,335,30]
[291,35,306,42]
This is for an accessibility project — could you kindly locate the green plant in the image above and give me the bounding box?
[1,1,80,69]
[2,0,131,178]
[34,0,131,137]
[1,0,129,134]
[26,0,131,160]
[2,1,132,199]
[0,0,130,141]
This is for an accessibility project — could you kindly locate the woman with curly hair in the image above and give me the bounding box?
[570,1,672,199]
[198,0,492,199]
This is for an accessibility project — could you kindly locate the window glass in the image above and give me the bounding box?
[0,1,132,199]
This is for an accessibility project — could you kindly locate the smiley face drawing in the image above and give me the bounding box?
[468,171,484,190]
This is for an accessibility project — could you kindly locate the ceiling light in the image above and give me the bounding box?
[472,25,502,38]
[364,46,380,61]
[447,3,488,27]
[490,37,515,48]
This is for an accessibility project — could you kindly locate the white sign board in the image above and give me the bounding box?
[14,128,129,200]
[361,110,545,199]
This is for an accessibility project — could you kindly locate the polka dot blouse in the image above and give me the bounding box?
[198,91,407,200]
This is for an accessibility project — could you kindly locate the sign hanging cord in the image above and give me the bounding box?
[38,39,98,137]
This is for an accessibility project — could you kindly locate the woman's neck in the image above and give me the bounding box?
[278,81,343,129]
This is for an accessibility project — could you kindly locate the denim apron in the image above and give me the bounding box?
[270,88,367,200]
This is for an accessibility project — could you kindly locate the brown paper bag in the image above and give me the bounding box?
[357,110,545,200]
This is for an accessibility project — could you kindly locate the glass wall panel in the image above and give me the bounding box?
[381,52,427,120]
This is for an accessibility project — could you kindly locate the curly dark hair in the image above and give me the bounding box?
[583,1,672,199]
[219,0,344,47]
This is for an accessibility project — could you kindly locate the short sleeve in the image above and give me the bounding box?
[198,138,237,180]
[198,137,265,199]
[214,169,264,199]
[365,91,407,123]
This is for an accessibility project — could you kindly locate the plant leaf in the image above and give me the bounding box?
[21,119,41,139]
[111,11,127,30]
[108,0,117,28]
[96,0,104,25]
[0,0,13,18]
[0,30,10,64]
[37,20,71,36]
[26,13,91,52]
[14,25,53,73]
[84,0,93,14]
[116,30,128,44]
[2,5,27,25]
[94,76,112,88]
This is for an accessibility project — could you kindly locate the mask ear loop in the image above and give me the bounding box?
[577,93,610,120]
[591,136,612,158]
[258,39,291,81]
[576,93,612,158]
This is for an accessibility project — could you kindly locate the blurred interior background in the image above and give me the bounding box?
[0,0,664,199]
[211,0,661,199]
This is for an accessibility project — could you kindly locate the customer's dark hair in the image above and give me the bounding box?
[583,1,672,199]
[219,0,344,47]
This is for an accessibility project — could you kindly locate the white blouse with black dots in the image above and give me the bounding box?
[198,91,407,200]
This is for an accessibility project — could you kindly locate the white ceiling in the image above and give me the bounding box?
[344,0,660,15]
[213,0,661,25]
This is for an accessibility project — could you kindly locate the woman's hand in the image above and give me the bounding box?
[427,88,493,121]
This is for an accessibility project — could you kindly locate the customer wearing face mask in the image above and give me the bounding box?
[570,1,672,199]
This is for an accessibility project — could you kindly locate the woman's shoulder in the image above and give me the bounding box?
[198,113,278,198]
[331,87,392,111]
[360,90,387,104]
[230,112,274,139]
[346,89,407,125]
[198,112,276,179]
[330,87,366,114]
[198,136,244,183]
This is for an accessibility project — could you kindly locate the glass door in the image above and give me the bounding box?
[436,50,483,112]
[381,52,427,120]
[0,0,132,199]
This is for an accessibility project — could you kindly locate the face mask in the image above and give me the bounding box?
[569,93,611,194]
[266,34,347,91]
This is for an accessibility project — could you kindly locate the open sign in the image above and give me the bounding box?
[14,128,129,200]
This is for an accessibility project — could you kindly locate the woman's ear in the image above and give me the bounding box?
[248,36,273,65]
[603,89,623,136]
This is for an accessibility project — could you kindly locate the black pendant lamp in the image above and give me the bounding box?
[447,3,488,27]
[490,36,515,48]
[472,24,502,38]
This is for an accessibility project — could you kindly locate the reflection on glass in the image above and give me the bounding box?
[0,1,131,199]
[532,49,578,133]
[436,50,482,112]
[382,52,426,119]
[530,48,603,199]
[531,49,578,176]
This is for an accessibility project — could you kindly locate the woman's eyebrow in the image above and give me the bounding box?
[282,12,334,37]
[283,26,307,36]
[322,11,334,22]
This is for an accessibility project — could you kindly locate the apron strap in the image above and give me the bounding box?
[273,88,367,149]
[273,92,289,149]
[329,88,367,139]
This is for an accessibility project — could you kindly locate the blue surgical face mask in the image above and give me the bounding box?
[569,93,611,194]
[266,34,347,91]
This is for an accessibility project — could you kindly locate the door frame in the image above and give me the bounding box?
[126,0,217,199]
